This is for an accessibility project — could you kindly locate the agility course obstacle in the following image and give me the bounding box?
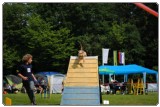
[134,3,158,17]
[60,56,100,105]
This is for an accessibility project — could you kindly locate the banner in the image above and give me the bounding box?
[102,48,109,65]
[118,52,125,64]
[113,50,117,65]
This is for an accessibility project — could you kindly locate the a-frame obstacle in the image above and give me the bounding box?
[60,56,100,105]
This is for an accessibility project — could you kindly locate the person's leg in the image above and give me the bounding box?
[113,84,116,94]
[39,86,43,94]
[23,82,33,104]
[29,81,36,105]
[24,81,36,105]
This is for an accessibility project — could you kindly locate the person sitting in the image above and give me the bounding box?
[109,75,118,94]
[110,75,118,83]
[121,82,127,94]
[100,83,106,93]
[11,84,19,94]
[4,83,12,93]
[40,78,47,94]
[35,85,43,94]
[105,84,110,94]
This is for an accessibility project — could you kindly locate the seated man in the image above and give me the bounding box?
[109,75,118,94]
[110,75,118,83]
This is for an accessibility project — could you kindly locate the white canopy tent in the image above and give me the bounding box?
[49,74,65,93]
[36,72,65,94]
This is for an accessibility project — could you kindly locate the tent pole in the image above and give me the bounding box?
[102,49,104,84]
[109,74,111,82]
[143,72,146,95]
[102,75,104,84]
[156,74,158,91]
[156,73,158,83]
[124,74,128,82]
[126,74,128,82]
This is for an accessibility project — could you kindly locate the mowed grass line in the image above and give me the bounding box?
[3,92,158,105]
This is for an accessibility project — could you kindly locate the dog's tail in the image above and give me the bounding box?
[78,41,83,50]
[78,42,83,50]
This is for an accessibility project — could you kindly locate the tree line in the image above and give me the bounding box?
[3,3,158,75]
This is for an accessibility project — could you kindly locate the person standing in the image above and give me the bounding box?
[16,54,37,105]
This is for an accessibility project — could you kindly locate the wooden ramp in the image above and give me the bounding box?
[60,56,100,106]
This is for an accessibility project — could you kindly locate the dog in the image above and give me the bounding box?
[78,43,87,64]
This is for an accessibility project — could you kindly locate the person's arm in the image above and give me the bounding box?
[110,78,114,82]
[112,80,116,82]
[32,73,37,82]
[18,73,28,80]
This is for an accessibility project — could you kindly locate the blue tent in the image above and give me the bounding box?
[99,64,158,75]
[99,64,158,90]
[37,71,60,76]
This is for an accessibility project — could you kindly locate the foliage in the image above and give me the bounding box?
[3,44,20,75]
[3,3,158,75]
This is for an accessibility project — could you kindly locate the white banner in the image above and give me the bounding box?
[102,48,109,64]
[121,52,125,64]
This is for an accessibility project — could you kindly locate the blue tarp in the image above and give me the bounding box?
[99,64,158,75]
[37,71,60,76]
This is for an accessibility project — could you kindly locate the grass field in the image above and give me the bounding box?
[2,92,158,106]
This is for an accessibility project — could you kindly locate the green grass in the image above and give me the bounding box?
[3,93,61,105]
[3,92,158,106]
[102,92,158,105]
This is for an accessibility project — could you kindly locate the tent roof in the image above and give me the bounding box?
[99,64,158,75]
[37,71,60,76]
[5,75,22,84]
[5,75,23,89]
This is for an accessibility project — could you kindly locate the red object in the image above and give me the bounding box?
[118,52,121,64]
[3,91,7,94]
[134,3,158,17]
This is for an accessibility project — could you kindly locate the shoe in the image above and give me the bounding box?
[31,102,37,105]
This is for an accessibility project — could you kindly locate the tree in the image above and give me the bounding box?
[3,44,20,75]
[3,3,158,75]
[3,3,30,75]
[21,14,76,73]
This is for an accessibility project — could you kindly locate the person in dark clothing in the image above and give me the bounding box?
[16,54,37,105]
[40,78,47,90]
[109,75,118,94]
